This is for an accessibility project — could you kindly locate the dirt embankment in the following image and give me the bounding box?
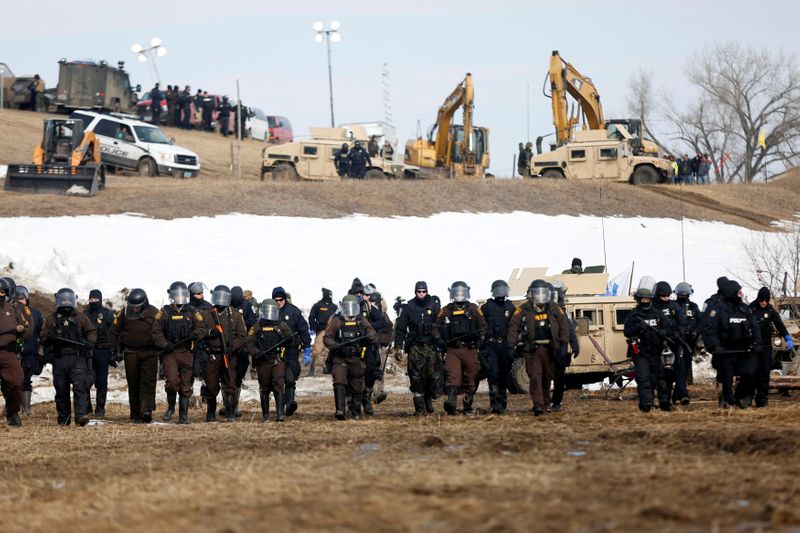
[1,108,798,228]
[0,387,799,532]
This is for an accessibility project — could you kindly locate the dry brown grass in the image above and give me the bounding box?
[1,386,799,532]
[1,108,798,229]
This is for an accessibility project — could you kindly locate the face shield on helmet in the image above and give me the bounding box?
[168,281,189,305]
[259,299,280,321]
[449,281,470,303]
[126,288,148,318]
[527,287,550,305]
[55,288,77,311]
[211,285,232,308]
[634,276,657,300]
[490,280,509,299]
[341,297,360,318]
[674,282,693,299]
[15,286,30,303]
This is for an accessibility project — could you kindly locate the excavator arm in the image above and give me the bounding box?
[431,73,474,166]
[549,51,604,145]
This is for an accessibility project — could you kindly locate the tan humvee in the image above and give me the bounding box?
[260,126,417,181]
[494,267,636,392]
[528,126,673,184]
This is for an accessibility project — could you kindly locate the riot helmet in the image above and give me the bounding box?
[341,143,349,153]
[168,281,189,305]
[341,294,360,318]
[674,282,693,299]
[55,288,77,313]
[231,286,244,307]
[364,283,377,296]
[0,277,15,302]
[259,298,280,322]
[527,279,550,306]
[189,281,206,297]
[490,280,509,299]
[126,288,148,318]
[633,276,657,302]
[15,285,30,303]
[550,280,567,306]
[449,281,470,303]
[655,281,672,298]
[211,285,232,308]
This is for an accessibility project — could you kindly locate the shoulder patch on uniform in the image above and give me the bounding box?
[195,312,204,322]
[709,310,717,317]
[23,306,31,317]
[475,307,484,317]
[513,308,523,316]
[248,326,255,336]
[155,310,163,320]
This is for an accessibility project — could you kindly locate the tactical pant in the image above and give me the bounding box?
[204,352,237,399]
[163,350,194,397]
[92,348,110,394]
[181,106,191,128]
[445,346,480,395]
[331,354,365,394]
[407,344,438,396]
[350,163,366,178]
[364,346,383,389]
[220,116,230,136]
[124,350,158,420]
[256,357,286,393]
[716,351,757,406]
[234,349,249,388]
[0,350,23,416]
[545,351,568,406]
[311,332,329,370]
[284,348,300,395]
[672,346,690,402]
[21,351,39,392]
[633,351,668,410]
[525,345,554,409]
[53,354,90,425]
[755,348,774,404]
[483,341,513,400]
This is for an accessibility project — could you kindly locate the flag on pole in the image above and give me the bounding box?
[758,128,766,150]
[605,265,633,296]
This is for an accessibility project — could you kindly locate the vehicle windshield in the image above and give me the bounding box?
[134,125,171,144]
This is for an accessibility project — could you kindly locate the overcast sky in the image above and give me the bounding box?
[2,0,799,176]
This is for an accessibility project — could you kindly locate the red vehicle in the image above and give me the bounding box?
[135,90,168,123]
[267,115,293,144]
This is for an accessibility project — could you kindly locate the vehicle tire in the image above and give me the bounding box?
[260,167,267,181]
[272,163,298,181]
[630,165,659,185]
[138,157,157,177]
[364,168,385,179]
[509,357,529,394]
[541,169,565,179]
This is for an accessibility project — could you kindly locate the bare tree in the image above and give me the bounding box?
[742,221,800,317]
[683,42,800,182]
[625,68,670,153]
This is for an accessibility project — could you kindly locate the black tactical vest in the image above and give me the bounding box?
[162,305,195,345]
[255,321,285,357]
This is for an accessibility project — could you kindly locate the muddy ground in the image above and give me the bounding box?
[1,385,798,532]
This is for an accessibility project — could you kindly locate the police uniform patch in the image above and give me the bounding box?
[709,310,717,317]
[195,312,203,322]
[155,310,163,320]
[23,306,31,317]
[97,316,103,324]
[504,310,510,318]
[285,315,290,320]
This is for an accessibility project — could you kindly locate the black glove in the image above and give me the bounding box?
[572,350,580,359]
[206,328,220,339]
[164,342,176,353]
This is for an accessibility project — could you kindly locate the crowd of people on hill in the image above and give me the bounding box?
[664,152,713,184]
[142,83,249,137]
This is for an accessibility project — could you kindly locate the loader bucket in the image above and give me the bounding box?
[4,164,104,196]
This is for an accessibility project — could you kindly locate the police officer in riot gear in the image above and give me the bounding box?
[507,279,568,416]
[703,280,762,408]
[40,288,97,426]
[480,280,516,414]
[394,282,441,415]
[624,277,674,412]
[347,140,371,178]
[15,286,42,416]
[0,278,33,426]
[271,286,311,417]
[334,143,350,177]
[674,282,700,403]
[545,280,579,412]
[750,287,791,407]
[434,281,486,415]
[652,281,688,406]
[188,282,212,311]
[153,282,204,424]
[84,289,114,417]
[324,295,377,420]
[108,288,159,423]
[247,299,293,422]
[228,286,257,418]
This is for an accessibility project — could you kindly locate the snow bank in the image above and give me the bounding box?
[0,211,779,311]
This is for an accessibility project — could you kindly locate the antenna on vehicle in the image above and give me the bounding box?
[599,187,608,273]
[382,63,393,126]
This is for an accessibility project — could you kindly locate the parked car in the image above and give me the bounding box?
[135,91,168,123]
[266,115,293,144]
[70,110,200,177]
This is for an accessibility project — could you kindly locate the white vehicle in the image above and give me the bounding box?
[246,107,269,141]
[339,121,398,159]
[69,110,201,177]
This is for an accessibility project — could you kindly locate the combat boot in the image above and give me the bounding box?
[7,413,21,427]
[21,391,32,416]
[425,394,435,414]
[234,387,242,418]
[374,384,388,404]
[141,410,153,423]
[334,385,347,420]
[412,393,425,416]
[260,392,270,422]
[462,393,475,415]
[219,391,229,416]
[489,385,502,414]
[95,389,107,417]
[163,391,176,421]
[350,394,362,420]
[362,388,375,416]
[178,396,190,424]
[206,397,217,422]
[444,386,458,415]
[224,394,236,422]
[274,390,286,422]
[285,387,298,417]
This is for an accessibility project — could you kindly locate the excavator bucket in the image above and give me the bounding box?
[4,164,104,196]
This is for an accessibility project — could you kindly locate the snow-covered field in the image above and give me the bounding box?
[0,211,778,310]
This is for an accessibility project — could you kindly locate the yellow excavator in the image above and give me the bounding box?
[404,73,490,178]
[545,50,659,156]
[5,118,105,195]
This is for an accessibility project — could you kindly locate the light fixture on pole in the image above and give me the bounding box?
[131,37,168,84]
[313,21,341,127]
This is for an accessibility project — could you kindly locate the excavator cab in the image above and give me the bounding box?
[451,125,489,176]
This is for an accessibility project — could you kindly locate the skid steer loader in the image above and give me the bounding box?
[5,119,105,196]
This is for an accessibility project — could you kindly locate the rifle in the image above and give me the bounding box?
[254,331,299,360]
[51,336,93,351]
[155,336,195,358]
[210,309,234,386]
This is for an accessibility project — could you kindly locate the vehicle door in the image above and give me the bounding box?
[594,144,620,179]
[297,143,324,179]
[250,108,268,141]
[565,147,587,179]
[92,119,139,170]
[572,306,606,367]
